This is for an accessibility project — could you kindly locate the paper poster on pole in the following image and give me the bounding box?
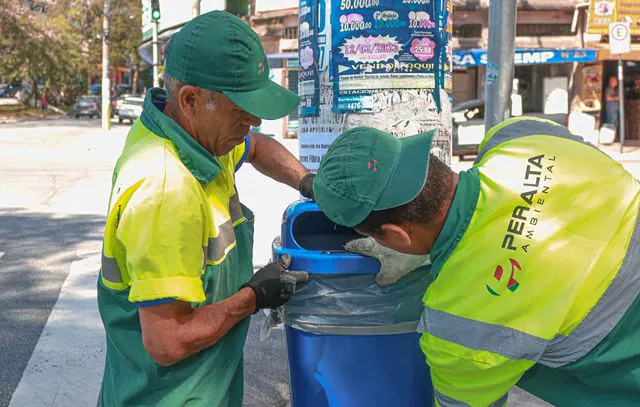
[298,0,321,117]
[298,132,340,173]
[330,0,440,113]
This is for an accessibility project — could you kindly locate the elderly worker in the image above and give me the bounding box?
[313,118,640,406]
[98,11,313,407]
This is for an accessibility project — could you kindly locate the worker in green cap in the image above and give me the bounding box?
[313,119,640,406]
[97,11,314,407]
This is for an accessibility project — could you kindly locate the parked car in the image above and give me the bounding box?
[73,95,101,119]
[0,85,22,98]
[118,96,144,124]
[452,99,567,159]
[112,94,130,116]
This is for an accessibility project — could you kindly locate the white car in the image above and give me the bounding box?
[118,96,144,124]
[452,99,568,159]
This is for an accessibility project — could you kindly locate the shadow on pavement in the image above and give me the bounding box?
[244,312,291,407]
[0,208,105,407]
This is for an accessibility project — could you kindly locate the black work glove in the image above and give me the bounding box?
[241,254,308,312]
[298,173,315,201]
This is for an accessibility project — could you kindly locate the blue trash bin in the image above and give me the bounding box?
[273,201,433,407]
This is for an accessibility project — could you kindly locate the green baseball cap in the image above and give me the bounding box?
[314,127,436,227]
[164,11,300,120]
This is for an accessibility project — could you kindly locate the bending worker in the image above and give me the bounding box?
[313,118,640,406]
[98,11,313,407]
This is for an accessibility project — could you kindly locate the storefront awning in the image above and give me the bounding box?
[596,45,640,61]
[453,48,599,68]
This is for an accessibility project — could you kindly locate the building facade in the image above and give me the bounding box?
[583,0,640,144]
[452,0,588,112]
[250,1,300,138]
[249,0,597,139]
[138,0,639,141]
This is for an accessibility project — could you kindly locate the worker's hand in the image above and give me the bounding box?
[241,254,308,312]
[298,173,315,201]
[346,237,430,286]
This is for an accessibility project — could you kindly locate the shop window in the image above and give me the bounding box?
[284,26,298,40]
[453,24,483,38]
[516,23,572,37]
[269,59,284,69]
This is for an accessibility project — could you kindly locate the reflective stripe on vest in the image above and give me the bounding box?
[434,389,507,407]
[206,219,236,264]
[476,117,597,164]
[417,307,548,362]
[229,193,244,225]
[205,193,249,264]
[101,253,122,284]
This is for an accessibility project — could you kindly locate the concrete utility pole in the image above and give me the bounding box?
[192,0,201,18]
[152,21,160,88]
[101,0,111,130]
[484,0,518,131]
[297,0,453,177]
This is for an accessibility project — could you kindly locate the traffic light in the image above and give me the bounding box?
[151,0,160,21]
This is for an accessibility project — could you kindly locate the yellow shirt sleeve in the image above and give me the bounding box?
[115,168,209,304]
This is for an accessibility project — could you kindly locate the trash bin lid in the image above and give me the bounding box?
[273,201,381,275]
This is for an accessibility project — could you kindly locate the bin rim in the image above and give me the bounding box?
[285,320,420,336]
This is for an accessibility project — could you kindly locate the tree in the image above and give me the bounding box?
[0,0,145,105]
[0,0,89,105]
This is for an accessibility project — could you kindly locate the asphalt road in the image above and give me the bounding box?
[0,118,549,407]
[0,119,112,406]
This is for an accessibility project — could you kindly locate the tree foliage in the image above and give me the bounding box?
[0,0,145,106]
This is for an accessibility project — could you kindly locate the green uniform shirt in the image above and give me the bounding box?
[98,88,254,407]
[419,117,640,406]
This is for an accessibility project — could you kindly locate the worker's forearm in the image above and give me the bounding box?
[250,132,308,190]
[149,288,256,366]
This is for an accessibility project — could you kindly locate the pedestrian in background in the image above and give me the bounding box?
[39,94,48,114]
[605,75,620,127]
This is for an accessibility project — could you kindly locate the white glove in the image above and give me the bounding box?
[345,237,430,286]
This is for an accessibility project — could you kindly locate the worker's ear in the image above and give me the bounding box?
[380,223,412,247]
[178,85,199,120]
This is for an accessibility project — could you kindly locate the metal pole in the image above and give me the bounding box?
[101,0,111,130]
[485,0,518,131]
[152,20,160,88]
[618,56,625,153]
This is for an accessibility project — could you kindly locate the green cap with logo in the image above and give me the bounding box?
[313,127,436,227]
[164,10,300,120]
